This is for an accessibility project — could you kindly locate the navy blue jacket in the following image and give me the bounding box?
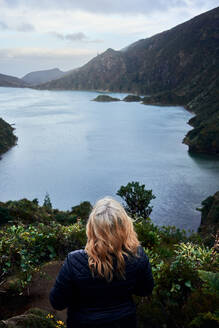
[50,246,154,326]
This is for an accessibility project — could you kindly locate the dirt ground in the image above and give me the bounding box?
[0,261,67,323]
[28,261,67,322]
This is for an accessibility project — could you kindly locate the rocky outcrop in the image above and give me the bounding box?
[123,95,142,102]
[0,308,62,328]
[93,95,120,102]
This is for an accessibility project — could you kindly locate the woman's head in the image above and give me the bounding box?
[85,197,139,281]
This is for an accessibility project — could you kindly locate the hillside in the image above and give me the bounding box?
[0,73,28,88]
[22,68,65,85]
[0,118,17,155]
[37,7,219,155]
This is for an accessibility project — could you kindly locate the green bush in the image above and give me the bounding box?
[0,207,13,226]
[71,201,92,222]
[134,219,161,249]
[137,239,219,328]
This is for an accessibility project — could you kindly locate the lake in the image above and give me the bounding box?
[0,87,218,231]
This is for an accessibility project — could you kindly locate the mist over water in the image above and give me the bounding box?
[0,87,218,231]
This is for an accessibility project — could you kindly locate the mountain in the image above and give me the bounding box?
[0,73,28,88]
[0,118,17,155]
[22,68,65,86]
[37,7,219,155]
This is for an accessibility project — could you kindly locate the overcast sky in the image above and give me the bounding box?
[0,0,218,77]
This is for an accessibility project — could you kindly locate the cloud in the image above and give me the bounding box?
[0,47,96,59]
[0,20,8,29]
[66,32,87,41]
[0,19,35,32]
[16,22,35,32]
[49,31,65,40]
[50,31,103,43]
[1,0,218,15]
[87,39,104,44]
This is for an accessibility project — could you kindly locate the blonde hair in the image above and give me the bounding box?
[85,197,139,281]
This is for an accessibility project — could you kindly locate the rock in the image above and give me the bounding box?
[123,95,142,102]
[0,308,58,327]
[93,95,120,102]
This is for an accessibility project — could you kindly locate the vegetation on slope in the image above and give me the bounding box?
[0,118,17,155]
[198,191,219,246]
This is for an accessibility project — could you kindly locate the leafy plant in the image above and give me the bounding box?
[170,242,215,271]
[198,270,219,294]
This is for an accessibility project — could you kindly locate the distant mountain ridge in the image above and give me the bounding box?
[22,68,65,86]
[37,7,219,155]
[0,73,27,88]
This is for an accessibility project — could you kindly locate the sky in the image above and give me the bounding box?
[0,0,218,77]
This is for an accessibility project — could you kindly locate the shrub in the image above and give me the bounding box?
[134,219,161,249]
[0,222,86,292]
[71,201,92,222]
[170,242,215,271]
[0,207,13,226]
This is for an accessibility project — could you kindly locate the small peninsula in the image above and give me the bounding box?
[0,118,17,156]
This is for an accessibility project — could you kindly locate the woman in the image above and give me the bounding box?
[50,197,154,328]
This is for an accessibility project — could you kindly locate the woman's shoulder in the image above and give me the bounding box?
[68,248,88,261]
[66,249,90,277]
[125,245,148,268]
[133,245,149,266]
[137,245,148,258]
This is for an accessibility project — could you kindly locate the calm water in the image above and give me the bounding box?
[0,87,219,231]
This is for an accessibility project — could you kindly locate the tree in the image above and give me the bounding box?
[71,201,92,222]
[117,181,156,219]
[43,193,52,210]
